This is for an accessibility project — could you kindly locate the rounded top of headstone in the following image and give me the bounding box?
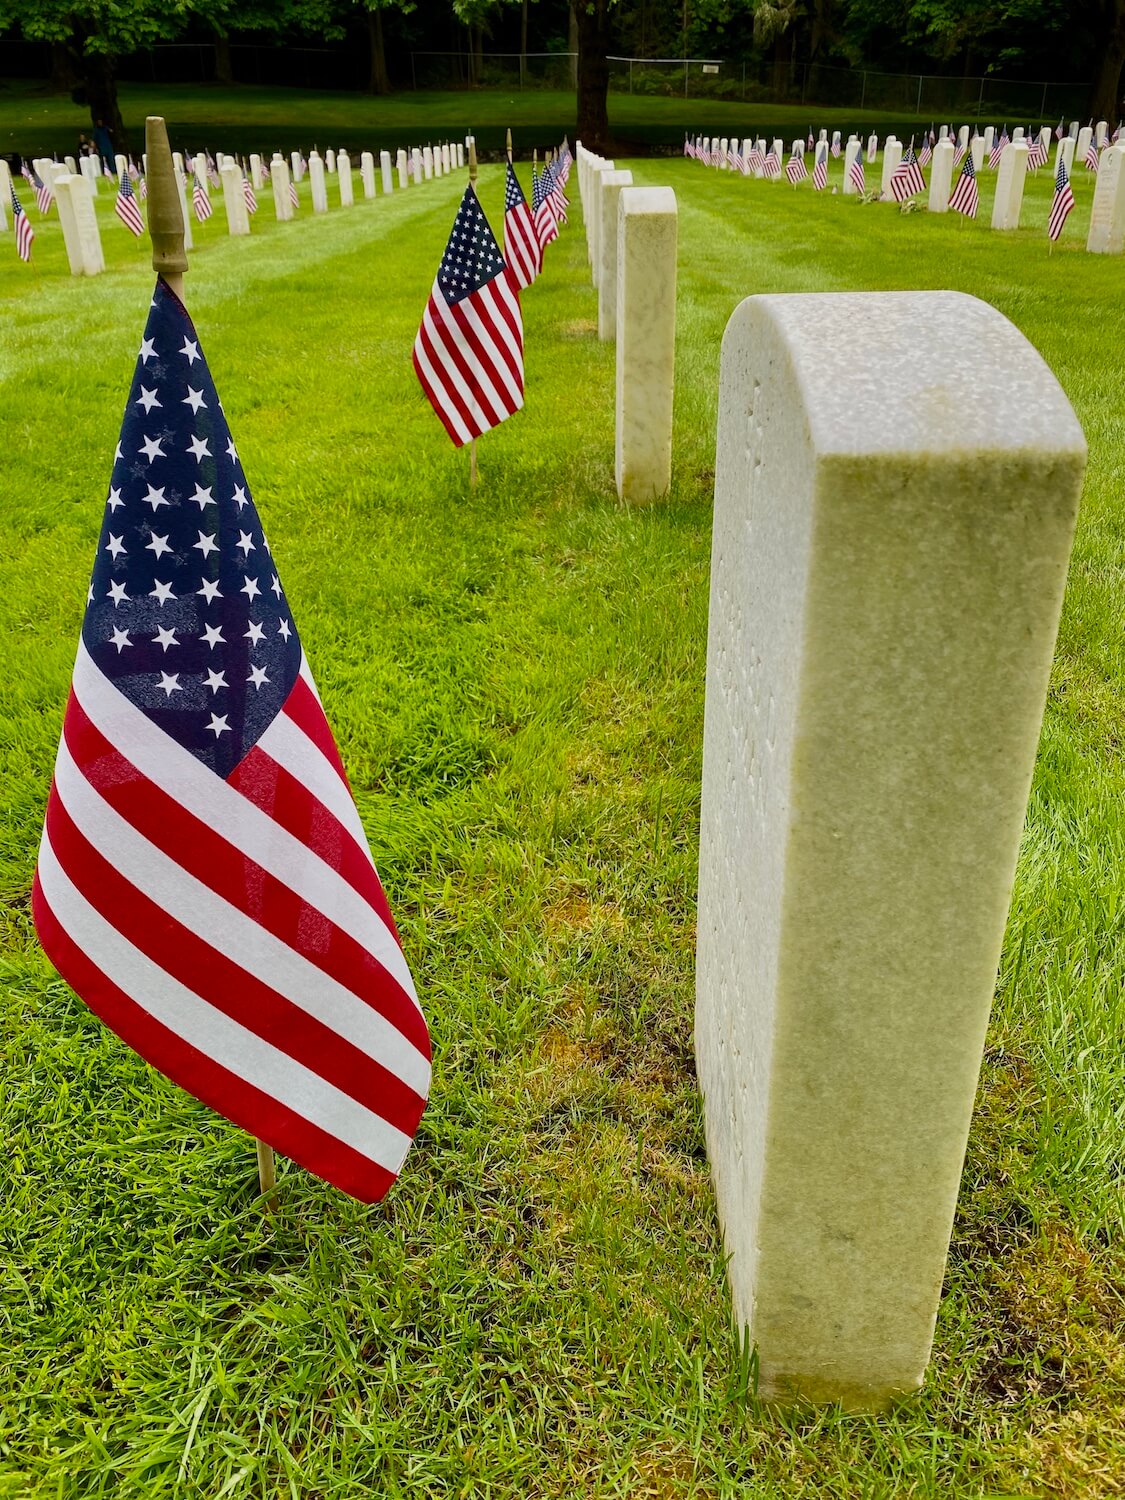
[726,292,1086,459]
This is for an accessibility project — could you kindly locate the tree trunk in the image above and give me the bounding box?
[1089,1,1125,122]
[367,9,391,94]
[574,0,610,152]
[214,34,233,85]
[84,52,127,152]
[49,42,79,93]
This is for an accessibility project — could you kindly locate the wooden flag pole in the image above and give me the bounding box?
[468,136,479,488]
[145,114,279,1212]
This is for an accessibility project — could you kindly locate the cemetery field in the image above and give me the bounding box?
[2,157,1125,1498]
[4,77,953,159]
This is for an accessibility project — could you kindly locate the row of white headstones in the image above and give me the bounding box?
[581,142,1089,1411]
[694,122,1125,252]
[0,140,466,278]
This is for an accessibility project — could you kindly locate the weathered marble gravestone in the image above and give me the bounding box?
[982,126,995,157]
[360,152,376,198]
[271,155,294,221]
[991,140,1028,230]
[291,150,303,182]
[597,170,633,340]
[881,138,902,196]
[412,148,423,180]
[220,162,251,235]
[589,158,616,285]
[1039,126,1052,150]
[338,151,354,205]
[64,154,76,173]
[326,149,336,174]
[698,290,1086,1410]
[615,186,677,504]
[380,150,393,193]
[250,153,263,189]
[0,157,14,213]
[1012,126,1025,142]
[309,151,328,212]
[52,174,105,275]
[397,150,409,189]
[971,135,986,171]
[1076,126,1093,163]
[1087,143,1125,253]
[423,146,434,180]
[80,155,100,194]
[1057,136,1076,175]
[456,143,465,168]
[866,133,878,163]
[928,139,955,212]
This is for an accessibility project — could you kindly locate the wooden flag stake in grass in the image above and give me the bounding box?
[144,112,279,1213]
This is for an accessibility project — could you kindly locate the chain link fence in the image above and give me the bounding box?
[2,39,1091,120]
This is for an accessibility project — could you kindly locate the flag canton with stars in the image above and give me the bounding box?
[437,186,506,307]
[504,162,528,212]
[82,279,302,779]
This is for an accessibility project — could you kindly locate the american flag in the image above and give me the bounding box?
[531,165,559,249]
[243,173,258,214]
[747,146,766,175]
[785,152,808,184]
[503,160,540,290]
[557,141,572,183]
[114,170,145,236]
[546,161,568,223]
[831,132,842,158]
[954,139,968,168]
[206,152,220,189]
[683,136,691,157]
[10,184,34,262]
[289,179,299,209]
[889,142,926,201]
[1027,137,1049,170]
[988,127,1009,170]
[918,138,933,168]
[867,135,878,163]
[812,143,828,191]
[807,129,814,151]
[763,146,782,179]
[848,149,865,193]
[33,279,431,1202]
[949,151,979,217]
[412,183,524,449]
[29,164,53,215]
[139,176,148,201]
[1084,139,1100,171]
[192,174,213,222]
[1047,157,1075,240]
[1055,118,1065,140]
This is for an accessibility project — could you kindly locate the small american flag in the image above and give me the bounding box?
[1027,137,1049,171]
[29,164,53,216]
[288,179,299,209]
[1047,157,1075,240]
[114,170,145,236]
[34,278,431,1202]
[918,139,933,167]
[949,152,979,217]
[1055,118,1065,140]
[867,135,878,163]
[954,139,969,168]
[988,127,1009,170]
[830,132,842,158]
[806,129,814,151]
[532,166,559,249]
[192,174,213,222]
[11,184,34,262]
[747,147,766,175]
[848,150,865,194]
[889,142,926,201]
[812,143,828,191]
[206,152,220,189]
[139,176,148,200]
[1084,140,1100,171]
[503,160,540,290]
[763,146,782,179]
[785,152,808,185]
[546,161,568,222]
[243,173,258,214]
[412,183,524,448]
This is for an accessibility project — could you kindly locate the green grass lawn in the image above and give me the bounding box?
[1,148,1124,1498]
[1,76,1019,159]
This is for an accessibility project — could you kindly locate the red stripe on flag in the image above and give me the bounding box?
[44,792,425,1134]
[61,697,429,1058]
[32,875,398,1203]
